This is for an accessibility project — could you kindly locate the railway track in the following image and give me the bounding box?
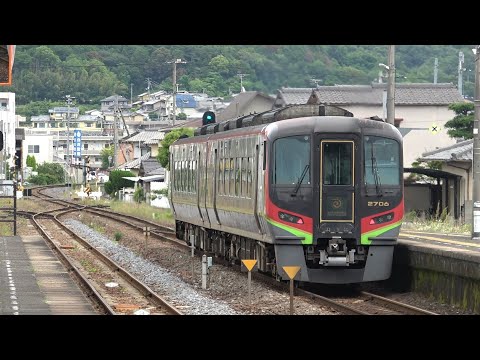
[30,202,182,315]
[30,185,438,315]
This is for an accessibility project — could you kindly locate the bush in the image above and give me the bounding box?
[114,232,123,241]
[104,170,135,196]
[133,187,145,203]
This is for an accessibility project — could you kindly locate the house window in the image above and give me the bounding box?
[28,145,40,154]
[84,143,88,150]
[38,123,45,128]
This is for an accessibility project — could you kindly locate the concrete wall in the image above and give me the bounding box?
[404,184,431,214]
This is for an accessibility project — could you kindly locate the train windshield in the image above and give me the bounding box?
[364,136,400,186]
[273,135,310,185]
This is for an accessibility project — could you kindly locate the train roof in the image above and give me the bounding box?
[193,104,354,137]
[173,104,401,146]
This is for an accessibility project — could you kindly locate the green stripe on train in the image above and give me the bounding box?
[265,217,313,245]
[361,221,402,245]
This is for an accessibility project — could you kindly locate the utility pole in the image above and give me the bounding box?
[113,95,118,169]
[434,58,438,84]
[130,83,133,106]
[146,78,151,99]
[458,51,465,97]
[386,45,396,126]
[65,95,75,183]
[167,59,187,127]
[238,73,248,92]
[472,45,480,240]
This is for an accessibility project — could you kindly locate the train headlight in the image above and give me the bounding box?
[278,211,304,224]
[369,212,394,225]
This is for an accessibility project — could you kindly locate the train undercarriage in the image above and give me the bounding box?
[177,221,278,277]
[176,221,373,282]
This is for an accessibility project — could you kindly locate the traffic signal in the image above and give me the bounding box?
[202,111,216,126]
[14,153,21,167]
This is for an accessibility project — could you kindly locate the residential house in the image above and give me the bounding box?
[100,95,130,112]
[120,152,151,176]
[175,93,197,118]
[0,92,18,173]
[304,83,465,168]
[138,157,166,201]
[414,139,473,223]
[217,91,275,122]
[24,133,54,166]
[49,106,79,121]
[119,130,165,163]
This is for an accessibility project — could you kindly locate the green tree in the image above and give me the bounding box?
[177,112,187,120]
[100,145,114,169]
[26,155,37,170]
[444,102,474,140]
[103,170,135,196]
[157,128,194,170]
[29,162,65,185]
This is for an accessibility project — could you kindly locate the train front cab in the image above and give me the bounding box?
[266,119,403,284]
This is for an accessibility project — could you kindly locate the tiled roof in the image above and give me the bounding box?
[121,152,151,169]
[217,91,274,121]
[49,107,80,113]
[141,157,164,176]
[101,95,129,102]
[277,87,313,105]
[310,83,464,106]
[123,130,165,143]
[420,139,473,162]
[145,135,164,145]
[31,115,50,122]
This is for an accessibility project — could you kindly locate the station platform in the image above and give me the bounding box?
[0,236,97,315]
[392,230,480,313]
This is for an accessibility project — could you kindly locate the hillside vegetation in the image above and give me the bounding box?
[5,45,474,112]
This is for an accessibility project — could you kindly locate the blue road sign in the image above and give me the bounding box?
[73,129,82,159]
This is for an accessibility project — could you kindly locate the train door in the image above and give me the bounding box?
[318,137,357,226]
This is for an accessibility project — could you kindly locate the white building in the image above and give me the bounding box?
[23,133,54,166]
[0,92,18,178]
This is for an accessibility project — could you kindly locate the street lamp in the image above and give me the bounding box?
[65,95,75,167]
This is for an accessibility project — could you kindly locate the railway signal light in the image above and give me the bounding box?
[202,111,216,126]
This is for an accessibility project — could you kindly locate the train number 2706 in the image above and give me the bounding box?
[367,201,390,207]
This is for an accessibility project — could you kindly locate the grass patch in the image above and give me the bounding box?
[114,232,123,242]
[80,259,98,273]
[109,201,174,227]
[402,210,471,234]
[89,222,105,234]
